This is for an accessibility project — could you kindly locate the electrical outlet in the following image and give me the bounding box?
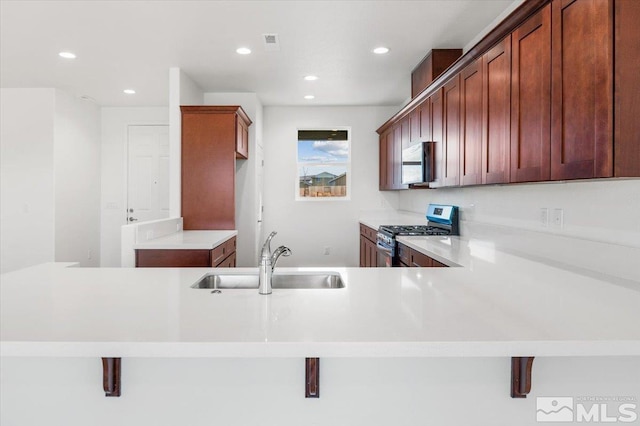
[552,208,564,228]
[540,208,549,227]
[323,246,331,255]
[87,250,92,260]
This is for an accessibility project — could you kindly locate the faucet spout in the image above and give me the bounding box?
[260,231,277,260]
[258,232,291,295]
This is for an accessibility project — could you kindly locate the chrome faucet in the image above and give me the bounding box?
[258,231,292,295]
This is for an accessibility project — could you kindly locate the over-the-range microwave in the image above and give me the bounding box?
[401,141,435,185]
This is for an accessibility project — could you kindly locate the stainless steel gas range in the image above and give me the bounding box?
[376,204,459,267]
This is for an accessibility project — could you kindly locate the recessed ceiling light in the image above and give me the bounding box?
[373,47,390,54]
[304,75,319,81]
[123,89,136,95]
[58,51,76,59]
[236,47,251,55]
[304,95,315,100]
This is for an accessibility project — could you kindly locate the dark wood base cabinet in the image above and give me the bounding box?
[359,224,377,267]
[398,242,447,268]
[136,237,236,268]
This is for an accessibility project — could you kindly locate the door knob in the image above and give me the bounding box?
[128,208,134,213]
[128,217,138,222]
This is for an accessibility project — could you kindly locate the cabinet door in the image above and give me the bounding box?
[443,75,461,187]
[510,4,551,183]
[460,58,484,186]
[409,109,420,143]
[182,111,236,230]
[235,116,249,159]
[397,243,411,266]
[401,117,411,149]
[482,35,512,184]
[430,88,444,188]
[370,239,378,267]
[391,125,407,190]
[379,131,389,190]
[551,0,613,180]
[420,99,432,142]
[359,235,367,267]
[614,0,640,177]
[410,250,433,267]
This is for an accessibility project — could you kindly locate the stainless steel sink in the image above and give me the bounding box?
[191,272,345,290]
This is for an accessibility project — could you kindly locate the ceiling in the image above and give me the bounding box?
[0,0,517,107]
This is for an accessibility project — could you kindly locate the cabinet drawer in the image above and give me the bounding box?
[212,236,236,266]
[432,259,447,268]
[359,224,377,242]
[136,249,211,267]
[217,252,236,268]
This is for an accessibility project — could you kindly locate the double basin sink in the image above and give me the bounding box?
[191,272,345,290]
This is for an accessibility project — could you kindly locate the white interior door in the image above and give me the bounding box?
[127,125,170,223]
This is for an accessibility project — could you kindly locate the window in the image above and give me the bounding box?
[297,128,350,200]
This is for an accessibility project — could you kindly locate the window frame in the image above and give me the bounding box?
[295,126,352,202]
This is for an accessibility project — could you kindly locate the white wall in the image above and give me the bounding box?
[169,68,203,218]
[0,89,56,273]
[53,89,101,267]
[262,106,400,267]
[100,107,169,267]
[1,88,101,273]
[398,179,640,248]
[203,92,263,266]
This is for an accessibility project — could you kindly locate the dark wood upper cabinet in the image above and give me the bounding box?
[443,75,461,187]
[378,0,638,191]
[460,58,484,186]
[400,117,410,149]
[430,89,445,188]
[614,0,640,177]
[420,99,432,142]
[236,116,249,159]
[409,109,421,143]
[482,35,512,185]
[551,0,613,180]
[510,4,552,183]
[379,129,396,190]
[181,106,251,230]
[393,124,407,189]
[411,49,463,98]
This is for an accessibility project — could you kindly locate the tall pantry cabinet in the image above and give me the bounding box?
[180,106,252,230]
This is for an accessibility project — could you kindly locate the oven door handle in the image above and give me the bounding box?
[376,241,393,253]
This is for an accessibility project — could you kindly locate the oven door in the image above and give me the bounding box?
[376,241,394,267]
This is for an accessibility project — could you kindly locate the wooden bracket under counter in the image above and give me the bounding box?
[101,358,121,397]
[511,357,535,398]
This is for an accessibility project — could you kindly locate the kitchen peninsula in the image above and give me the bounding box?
[3,230,639,394]
[3,220,640,425]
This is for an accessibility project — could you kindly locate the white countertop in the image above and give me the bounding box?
[2,253,639,358]
[132,230,237,250]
